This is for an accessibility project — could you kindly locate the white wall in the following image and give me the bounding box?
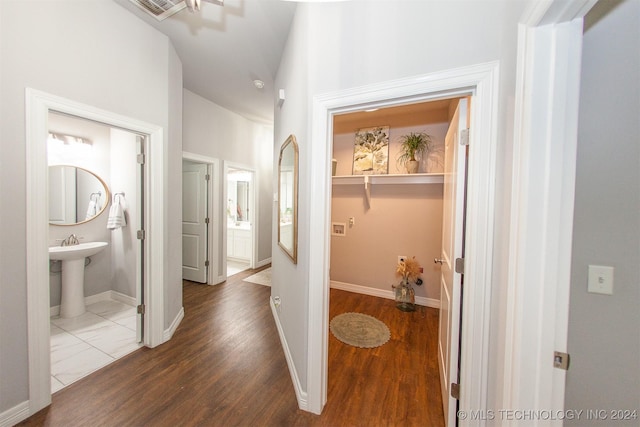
[166,42,184,330]
[0,0,182,413]
[183,89,274,271]
[566,0,640,423]
[272,0,526,405]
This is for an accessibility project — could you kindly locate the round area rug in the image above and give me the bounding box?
[330,312,390,348]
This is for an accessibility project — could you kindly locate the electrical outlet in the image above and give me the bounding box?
[398,256,407,264]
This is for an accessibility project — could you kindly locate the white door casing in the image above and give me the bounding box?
[438,98,468,427]
[25,88,166,417]
[182,161,209,283]
[223,161,257,276]
[307,63,499,416]
[503,1,596,422]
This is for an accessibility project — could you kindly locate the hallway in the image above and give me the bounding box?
[20,266,442,426]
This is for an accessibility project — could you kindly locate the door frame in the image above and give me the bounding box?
[503,0,597,419]
[307,62,500,415]
[223,161,258,275]
[182,152,220,285]
[25,88,166,414]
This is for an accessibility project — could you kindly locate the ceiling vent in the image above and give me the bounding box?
[129,0,187,21]
[129,0,224,21]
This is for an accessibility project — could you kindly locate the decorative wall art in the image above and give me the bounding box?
[352,126,389,175]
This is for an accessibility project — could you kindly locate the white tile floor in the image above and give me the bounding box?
[227,259,250,276]
[50,299,141,393]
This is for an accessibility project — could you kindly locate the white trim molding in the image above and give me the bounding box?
[0,401,30,427]
[503,1,596,423]
[308,62,500,418]
[49,290,136,317]
[255,257,272,269]
[223,160,259,274]
[330,280,440,309]
[163,307,185,341]
[25,88,166,418]
[270,297,308,411]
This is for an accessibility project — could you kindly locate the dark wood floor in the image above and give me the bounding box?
[20,267,444,426]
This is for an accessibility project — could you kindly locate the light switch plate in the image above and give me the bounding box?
[587,265,614,295]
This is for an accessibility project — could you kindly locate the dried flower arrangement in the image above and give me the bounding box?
[396,256,422,283]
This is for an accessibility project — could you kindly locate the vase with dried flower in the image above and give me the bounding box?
[393,256,423,312]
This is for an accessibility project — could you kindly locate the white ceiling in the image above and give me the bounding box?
[113,0,297,125]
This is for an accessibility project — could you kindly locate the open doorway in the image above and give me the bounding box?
[305,64,499,417]
[47,112,144,393]
[224,163,256,277]
[327,96,467,425]
[26,88,167,412]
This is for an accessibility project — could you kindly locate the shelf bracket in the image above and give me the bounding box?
[364,175,371,208]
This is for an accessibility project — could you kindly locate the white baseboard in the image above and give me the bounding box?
[270,298,308,411]
[111,290,136,307]
[255,257,272,268]
[330,280,440,309]
[50,290,136,317]
[0,401,29,427]
[163,307,184,342]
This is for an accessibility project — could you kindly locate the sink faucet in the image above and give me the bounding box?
[61,234,80,246]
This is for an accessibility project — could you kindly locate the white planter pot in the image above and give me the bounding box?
[406,160,419,174]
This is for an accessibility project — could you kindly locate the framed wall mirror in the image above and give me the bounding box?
[49,165,110,225]
[278,135,299,264]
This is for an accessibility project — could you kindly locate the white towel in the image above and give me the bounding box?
[107,196,127,229]
[85,200,97,220]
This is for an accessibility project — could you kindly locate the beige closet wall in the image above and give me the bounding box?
[330,104,453,302]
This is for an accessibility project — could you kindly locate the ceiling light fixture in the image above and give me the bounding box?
[253,79,265,89]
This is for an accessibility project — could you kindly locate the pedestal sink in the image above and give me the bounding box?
[49,242,108,318]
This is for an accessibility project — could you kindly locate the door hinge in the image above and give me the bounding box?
[455,258,465,274]
[137,229,146,240]
[451,383,460,400]
[554,351,570,370]
[205,174,210,181]
[137,153,146,164]
[205,218,210,224]
[205,260,210,267]
[137,304,145,315]
[460,128,470,146]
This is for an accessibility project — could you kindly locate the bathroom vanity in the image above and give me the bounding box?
[227,222,251,261]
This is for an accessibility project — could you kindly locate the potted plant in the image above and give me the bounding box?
[397,131,433,173]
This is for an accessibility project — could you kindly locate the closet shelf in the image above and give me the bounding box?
[332,173,444,207]
[332,173,444,185]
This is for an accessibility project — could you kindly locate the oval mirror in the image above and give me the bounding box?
[278,135,298,264]
[49,165,110,225]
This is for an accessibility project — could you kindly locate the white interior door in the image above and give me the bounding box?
[438,97,468,427]
[182,161,209,283]
[136,135,145,343]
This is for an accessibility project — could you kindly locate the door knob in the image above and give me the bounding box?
[434,258,444,265]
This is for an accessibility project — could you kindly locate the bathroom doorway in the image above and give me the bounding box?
[47,112,144,393]
[224,163,256,277]
[25,88,168,412]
